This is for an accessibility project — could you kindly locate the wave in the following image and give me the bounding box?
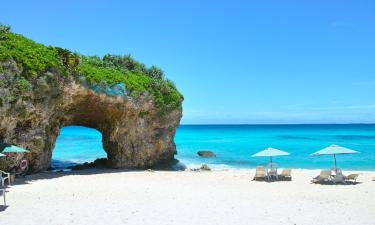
[334,135,375,140]
[278,135,314,140]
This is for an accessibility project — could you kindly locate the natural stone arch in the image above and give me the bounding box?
[52,125,107,167]
[0,60,182,172]
[56,81,181,170]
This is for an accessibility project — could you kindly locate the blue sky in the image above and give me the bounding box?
[1,0,375,124]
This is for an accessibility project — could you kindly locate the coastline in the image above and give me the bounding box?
[51,159,375,172]
[180,163,375,172]
[2,169,375,225]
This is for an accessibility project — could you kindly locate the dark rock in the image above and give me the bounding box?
[46,166,55,171]
[200,164,211,171]
[69,163,91,170]
[93,158,108,168]
[150,158,186,171]
[66,158,111,170]
[197,150,216,158]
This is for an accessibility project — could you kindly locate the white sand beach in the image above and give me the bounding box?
[1,169,375,225]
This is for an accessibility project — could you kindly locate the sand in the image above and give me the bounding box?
[1,169,374,225]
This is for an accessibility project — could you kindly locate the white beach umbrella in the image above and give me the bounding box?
[252,147,290,169]
[311,144,359,171]
[0,153,5,157]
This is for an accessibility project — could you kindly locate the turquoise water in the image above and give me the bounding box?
[52,126,107,168]
[52,124,375,170]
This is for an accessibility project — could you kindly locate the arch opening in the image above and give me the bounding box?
[52,126,107,170]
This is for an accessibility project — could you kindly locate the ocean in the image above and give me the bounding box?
[52,124,375,171]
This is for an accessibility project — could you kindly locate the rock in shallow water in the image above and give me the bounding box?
[197,150,216,158]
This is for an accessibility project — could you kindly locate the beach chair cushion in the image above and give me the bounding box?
[281,169,291,177]
[279,169,292,180]
[312,170,331,183]
[253,166,267,180]
[345,174,359,181]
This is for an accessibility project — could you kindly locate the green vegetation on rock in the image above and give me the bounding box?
[0,24,183,114]
[0,32,62,77]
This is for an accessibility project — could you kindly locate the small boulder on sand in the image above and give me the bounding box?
[200,164,211,171]
[189,164,211,172]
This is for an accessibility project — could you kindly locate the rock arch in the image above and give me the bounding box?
[0,60,182,172]
[52,125,106,167]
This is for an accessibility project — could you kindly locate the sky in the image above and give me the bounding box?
[1,0,375,124]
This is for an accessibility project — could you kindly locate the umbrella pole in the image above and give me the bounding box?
[269,156,273,181]
[333,154,337,173]
[270,156,273,170]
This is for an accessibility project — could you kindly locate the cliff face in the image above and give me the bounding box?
[0,49,182,172]
[0,28,184,173]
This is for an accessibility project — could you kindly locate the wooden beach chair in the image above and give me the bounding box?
[312,170,332,183]
[279,169,292,181]
[0,170,10,186]
[253,166,267,181]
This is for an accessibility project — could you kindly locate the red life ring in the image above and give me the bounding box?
[20,159,28,170]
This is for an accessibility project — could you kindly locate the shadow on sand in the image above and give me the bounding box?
[0,163,187,212]
[7,158,187,187]
[0,205,9,212]
[311,181,362,185]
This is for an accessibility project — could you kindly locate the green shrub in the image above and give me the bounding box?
[0,24,11,33]
[147,66,164,80]
[17,77,32,91]
[0,30,183,114]
[0,32,62,77]
[78,56,183,113]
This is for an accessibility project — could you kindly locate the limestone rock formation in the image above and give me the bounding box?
[0,28,183,173]
[0,59,182,172]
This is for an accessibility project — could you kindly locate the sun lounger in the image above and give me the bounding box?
[0,188,5,205]
[312,170,332,183]
[253,166,267,181]
[279,169,292,181]
[0,170,10,186]
[345,174,359,182]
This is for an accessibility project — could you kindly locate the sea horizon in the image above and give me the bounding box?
[180,123,375,125]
